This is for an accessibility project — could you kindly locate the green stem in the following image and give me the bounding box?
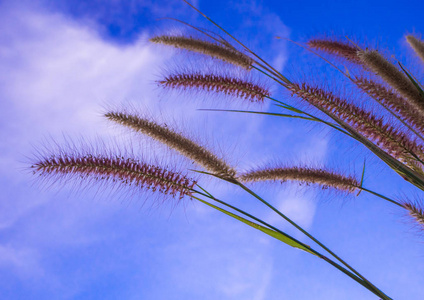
[234,181,392,300]
[181,0,291,85]
[267,97,351,136]
[252,65,289,86]
[288,37,424,143]
[191,188,391,299]
[359,186,403,207]
[192,189,315,252]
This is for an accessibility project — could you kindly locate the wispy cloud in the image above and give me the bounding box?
[0,1,328,299]
[229,0,291,72]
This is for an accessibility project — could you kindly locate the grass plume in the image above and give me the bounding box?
[150,35,253,70]
[402,200,424,231]
[307,38,362,64]
[240,166,359,193]
[105,111,236,178]
[31,152,196,199]
[288,82,424,162]
[158,72,270,102]
[406,35,424,64]
[354,76,424,134]
[357,50,424,114]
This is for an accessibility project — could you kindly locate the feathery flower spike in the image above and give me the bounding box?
[307,38,362,64]
[357,50,424,115]
[287,82,424,162]
[402,201,424,231]
[240,166,359,193]
[159,73,270,102]
[354,76,424,134]
[150,35,253,70]
[406,35,424,64]
[105,111,236,178]
[31,153,196,199]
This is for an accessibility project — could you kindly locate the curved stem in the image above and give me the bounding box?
[265,95,351,136]
[191,187,391,299]
[181,0,291,85]
[233,181,392,300]
[287,37,424,143]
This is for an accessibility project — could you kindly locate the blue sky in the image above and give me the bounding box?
[1,0,424,299]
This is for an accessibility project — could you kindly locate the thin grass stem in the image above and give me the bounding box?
[181,0,291,85]
[191,188,390,299]
[288,37,424,144]
[233,181,392,300]
[358,187,403,207]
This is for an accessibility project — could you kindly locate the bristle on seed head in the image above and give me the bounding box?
[354,76,424,134]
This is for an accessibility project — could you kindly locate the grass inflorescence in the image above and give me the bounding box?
[354,76,424,135]
[31,151,197,200]
[307,38,362,65]
[150,35,253,70]
[406,35,424,64]
[402,200,424,231]
[104,110,237,178]
[357,50,424,115]
[240,166,360,193]
[158,72,270,102]
[287,82,424,162]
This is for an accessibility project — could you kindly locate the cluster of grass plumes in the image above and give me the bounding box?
[354,77,424,133]
[357,50,424,111]
[31,150,197,200]
[150,35,253,70]
[307,36,424,114]
[240,166,360,193]
[303,36,424,167]
[158,72,270,102]
[287,82,424,163]
[104,110,237,179]
[28,6,424,298]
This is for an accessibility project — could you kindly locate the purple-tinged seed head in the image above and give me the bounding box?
[150,35,253,70]
[31,153,196,200]
[159,73,270,102]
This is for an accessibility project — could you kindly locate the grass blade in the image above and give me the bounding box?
[194,196,317,254]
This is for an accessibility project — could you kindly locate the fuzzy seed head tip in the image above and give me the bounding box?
[150,35,253,70]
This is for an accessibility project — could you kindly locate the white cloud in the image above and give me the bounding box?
[230,0,291,72]
[0,2,174,234]
[0,3,280,297]
[276,186,318,231]
[1,5,166,136]
[0,2,336,299]
[0,245,43,278]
